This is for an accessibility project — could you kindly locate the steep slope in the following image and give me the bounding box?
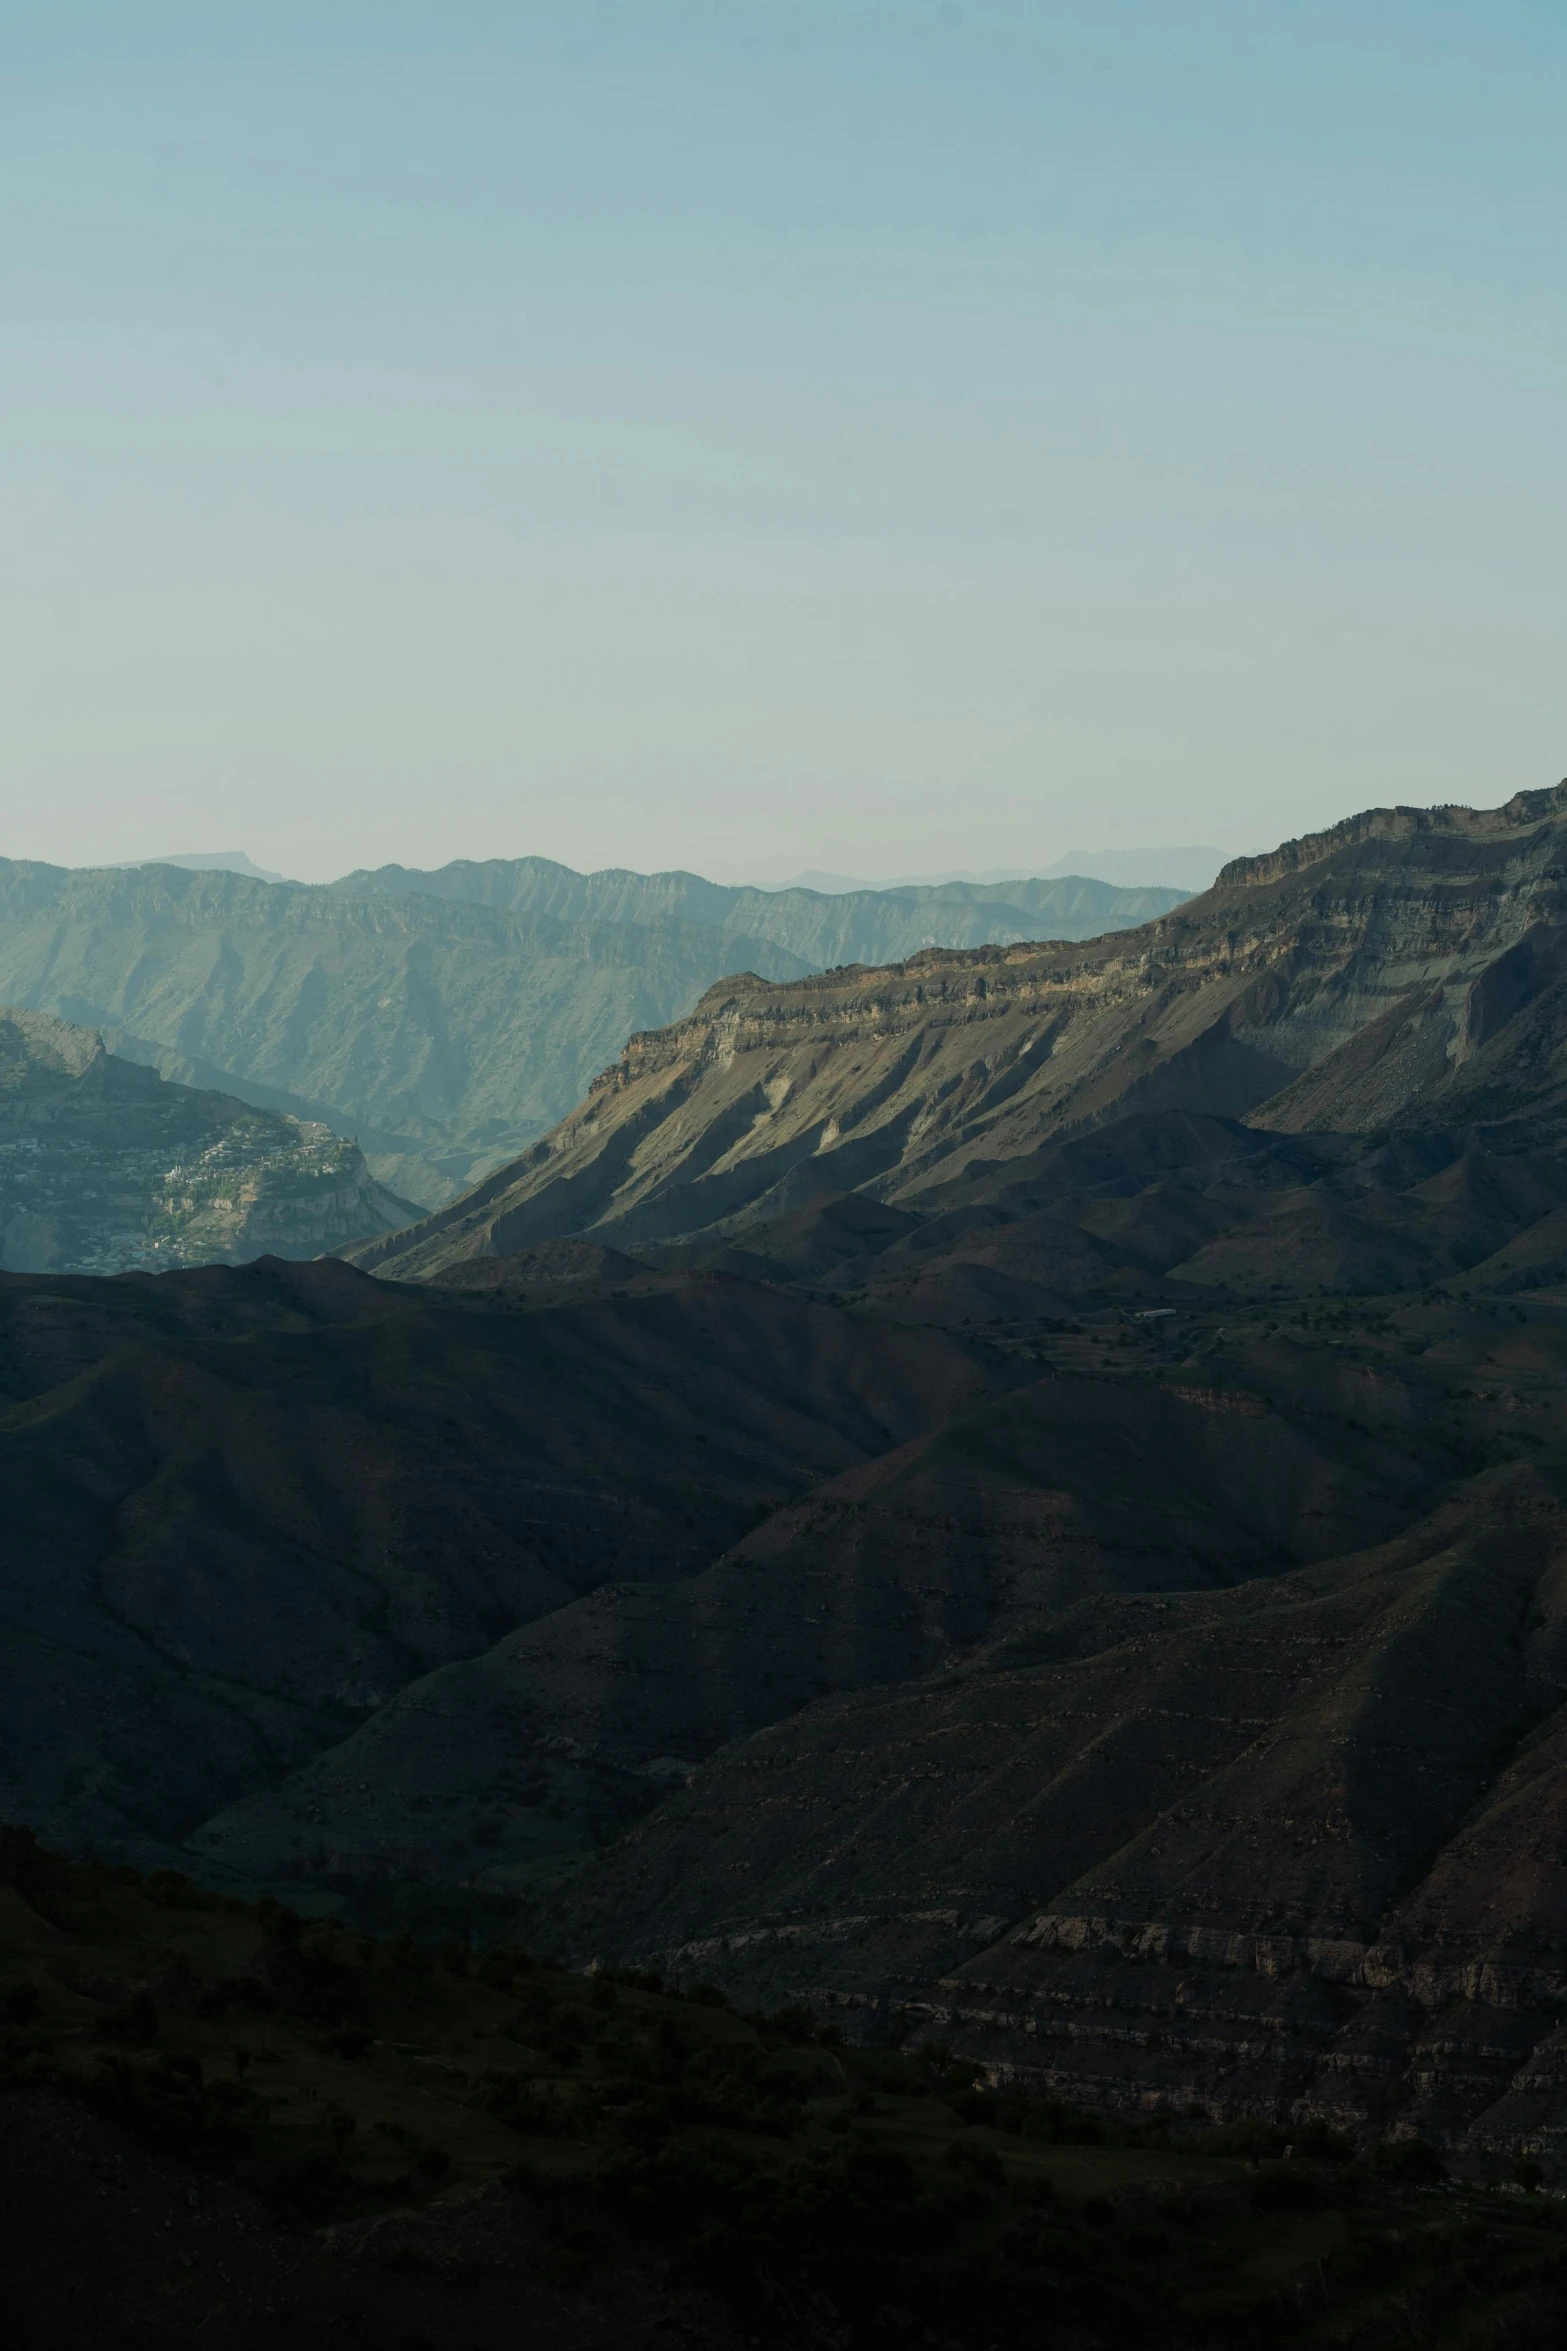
[190,1364,1438,1901]
[0,1007,412,1274]
[22,781,1567,2174]
[0,858,1181,1209]
[347,778,1567,1276]
[701,1115,1567,1318]
[540,1318,1567,2163]
[0,860,818,1204]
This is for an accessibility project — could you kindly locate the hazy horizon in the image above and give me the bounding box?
[5,3,1565,883]
[79,840,1231,896]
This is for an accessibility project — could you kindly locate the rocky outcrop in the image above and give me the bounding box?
[0,1006,414,1273]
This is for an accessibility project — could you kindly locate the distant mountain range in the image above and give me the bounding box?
[770,845,1229,893]
[110,849,293,883]
[120,842,1227,892]
[0,855,1188,1206]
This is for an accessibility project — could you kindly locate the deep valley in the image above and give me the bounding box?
[12,783,1567,2343]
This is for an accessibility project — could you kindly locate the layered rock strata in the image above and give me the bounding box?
[348,779,1567,1277]
[0,1006,413,1272]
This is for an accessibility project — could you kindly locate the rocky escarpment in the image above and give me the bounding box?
[348,778,1567,1277]
[0,1006,414,1273]
[1214,778,1567,887]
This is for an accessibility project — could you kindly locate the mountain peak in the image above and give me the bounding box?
[1218,776,1567,889]
[108,850,291,883]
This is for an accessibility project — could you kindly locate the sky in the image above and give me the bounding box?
[2,1,1564,885]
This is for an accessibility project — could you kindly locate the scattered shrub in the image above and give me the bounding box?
[1372,2137,1447,2186]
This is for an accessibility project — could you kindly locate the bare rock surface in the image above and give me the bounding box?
[0,1005,414,1273]
[348,778,1567,1277]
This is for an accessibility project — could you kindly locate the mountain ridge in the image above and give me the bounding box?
[1216,775,1567,886]
[0,855,1183,1209]
[332,853,1186,970]
[347,777,1567,1278]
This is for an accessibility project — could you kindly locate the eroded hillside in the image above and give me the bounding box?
[347,778,1567,1276]
[0,856,1182,1206]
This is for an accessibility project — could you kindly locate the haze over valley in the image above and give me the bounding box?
[12,775,1567,2200]
[0,852,1187,1239]
[9,3,1567,2340]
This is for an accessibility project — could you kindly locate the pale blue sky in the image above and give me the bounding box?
[2,2,1564,882]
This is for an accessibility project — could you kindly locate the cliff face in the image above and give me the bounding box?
[349,781,1567,1278]
[0,1006,414,1273]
